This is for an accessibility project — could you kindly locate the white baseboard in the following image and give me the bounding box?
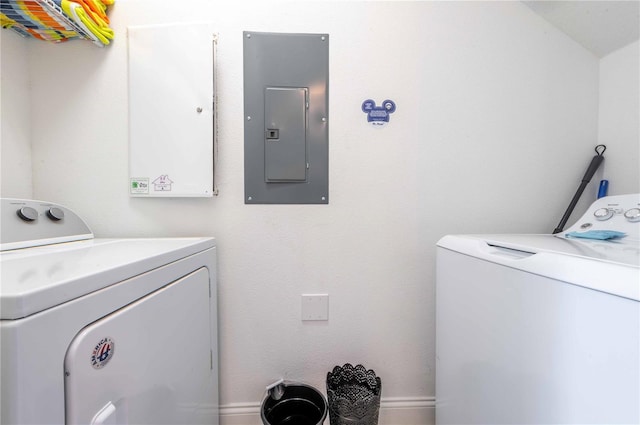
[220,396,435,425]
[219,402,261,425]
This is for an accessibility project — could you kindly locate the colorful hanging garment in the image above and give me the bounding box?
[59,0,113,45]
[0,0,114,45]
[0,0,79,41]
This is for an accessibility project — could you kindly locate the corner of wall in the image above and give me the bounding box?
[597,39,640,195]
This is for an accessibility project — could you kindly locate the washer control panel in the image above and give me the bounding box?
[565,194,640,236]
[624,207,640,223]
[1,198,93,251]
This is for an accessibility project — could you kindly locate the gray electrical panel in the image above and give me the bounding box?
[243,31,329,204]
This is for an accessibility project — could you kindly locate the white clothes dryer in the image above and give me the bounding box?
[0,198,218,425]
[436,194,640,424]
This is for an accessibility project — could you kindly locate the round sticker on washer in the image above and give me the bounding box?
[91,337,115,369]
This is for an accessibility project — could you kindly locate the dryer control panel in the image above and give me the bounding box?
[0,198,93,251]
[564,194,640,237]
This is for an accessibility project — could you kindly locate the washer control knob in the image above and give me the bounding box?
[47,207,65,221]
[624,208,640,222]
[593,208,614,221]
[17,206,38,222]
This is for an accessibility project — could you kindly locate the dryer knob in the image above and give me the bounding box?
[624,207,640,222]
[17,206,38,222]
[47,207,65,221]
[593,208,614,221]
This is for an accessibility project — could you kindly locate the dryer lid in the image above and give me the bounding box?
[0,237,215,320]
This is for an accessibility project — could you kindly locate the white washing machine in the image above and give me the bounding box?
[0,198,219,425]
[436,194,640,424]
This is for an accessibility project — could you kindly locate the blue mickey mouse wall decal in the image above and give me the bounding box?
[362,99,396,126]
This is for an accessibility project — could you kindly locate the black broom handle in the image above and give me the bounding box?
[552,145,606,234]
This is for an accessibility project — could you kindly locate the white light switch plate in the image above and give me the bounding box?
[301,294,329,321]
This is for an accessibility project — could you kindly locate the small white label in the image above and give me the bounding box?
[130,178,149,194]
[91,337,115,369]
[152,175,174,192]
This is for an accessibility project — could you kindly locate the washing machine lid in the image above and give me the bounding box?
[476,233,639,267]
[0,237,215,320]
[437,234,639,301]
[438,194,640,301]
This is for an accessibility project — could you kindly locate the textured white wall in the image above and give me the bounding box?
[598,41,640,195]
[15,0,606,419]
[1,32,32,198]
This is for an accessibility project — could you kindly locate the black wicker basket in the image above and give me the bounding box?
[326,364,382,425]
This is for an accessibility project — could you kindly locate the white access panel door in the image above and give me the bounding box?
[64,268,217,424]
[128,23,215,197]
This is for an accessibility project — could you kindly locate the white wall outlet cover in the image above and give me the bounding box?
[301,294,329,321]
